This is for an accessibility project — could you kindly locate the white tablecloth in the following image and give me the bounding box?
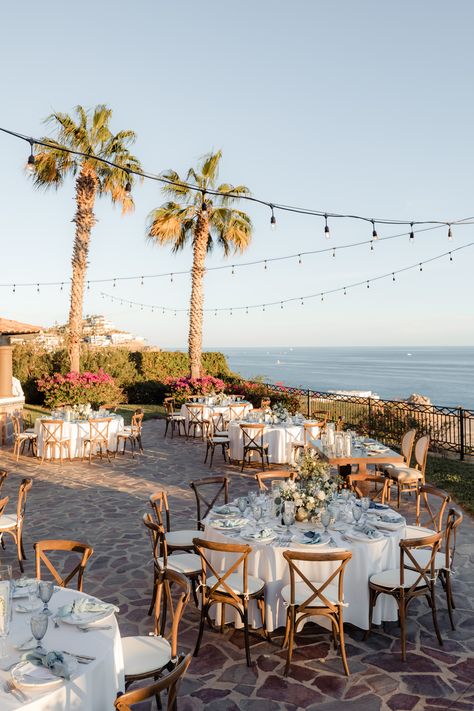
[35,416,124,460]
[180,403,252,430]
[0,587,124,710]
[204,517,404,631]
[229,421,305,464]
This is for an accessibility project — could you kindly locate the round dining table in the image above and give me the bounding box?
[180,401,253,430]
[34,415,124,460]
[0,586,124,710]
[204,511,404,632]
[228,421,319,465]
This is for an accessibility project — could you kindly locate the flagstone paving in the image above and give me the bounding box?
[0,418,473,710]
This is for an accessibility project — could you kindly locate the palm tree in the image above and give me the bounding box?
[147,151,253,379]
[29,105,141,372]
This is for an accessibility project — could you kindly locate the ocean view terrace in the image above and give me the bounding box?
[1,2,474,709]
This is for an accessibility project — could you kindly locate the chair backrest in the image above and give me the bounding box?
[17,478,32,522]
[88,417,112,442]
[401,429,416,464]
[190,476,229,528]
[0,470,8,494]
[444,506,463,571]
[188,396,200,402]
[347,473,388,503]
[40,419,64,445]
[414,435,430,473]
[164,398,175,416]
[415,483,450,531]
[240,423,265,449]
[12,415,22,437]
[115,653,191,711]
[0,496,9,517]
[209,411,225,435]
[228,404,247,421]
[143,513,165,566]
[399,531,443,594]
[303,422,322,444]
[130,410,144,434]
[283,550,352,612]
[255,470,295,492]
[336,416,344,432]
[193,537,251,606]
[149,491,171,532]
[34,539,93,591]
[187,404,206,425]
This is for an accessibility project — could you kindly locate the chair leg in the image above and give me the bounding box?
[282,609,291,649]
[430,585,443,646]
[191,577,199,607]
[164,420,169,438]
[209,445,215,469]
[242,606,252,667]
[397,483,401,509]
[338,614,350,676]
[365,587,376,640]
[284,607,295,676]
[194,604,207,657]
[399,599,406,661]
[241,448,246,473]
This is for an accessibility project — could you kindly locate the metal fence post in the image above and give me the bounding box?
[459,407,465,461]
[367,397,372,436]
[307,389,311,418]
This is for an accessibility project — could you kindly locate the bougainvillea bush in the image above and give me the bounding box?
[37,370,123,408]
[227,380,301,413]
[165,376,226,404]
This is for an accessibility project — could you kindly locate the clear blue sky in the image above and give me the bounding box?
[1,0,473,347]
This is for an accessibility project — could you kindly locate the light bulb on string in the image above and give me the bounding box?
[324,214,330,239]
[264,260,267,270]
[370,241,374,252]
[60,283,63,292]
[140,276,144,286]
[321,293,324,302]
[301,297,304,306]
[162,308,165,315]
[140,304,143,311]
[371,219,379,241]
[448,225,453,241]
[36,284,40,293]
[270,205,276,230]
[174,310,177,317]
[332,248,336,258]
[151,307,154,313]
[298,254,302,264]
[170,273,174,283]
[87,281,90,290]
[343,287,347,296]
[419,263,423,272]
[12,284,15,294]
[409,223,415,243]
[230,309,233,316]
[214,310,217,317]
[367,281,370,289]
[231,265,235,276]
[280,302,284,309]
[262,305,265,312]
[392,273,396,282]
[113,279,116,288]
[245,307,248,315]
[26,140,35,172]
[449,252,453,262]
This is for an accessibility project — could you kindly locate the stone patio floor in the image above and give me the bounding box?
[0,418,473,710]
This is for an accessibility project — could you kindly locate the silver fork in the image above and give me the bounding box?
[78,625,112,632]
[4,679,30,702]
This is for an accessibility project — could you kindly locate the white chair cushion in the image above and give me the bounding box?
[404,525,437,540]
[404,548,447,571]
[171,415,185,421]
[166,530,200,548]
[370,567,428,589]
[281,580,340,607]
[122,635,171,676]
[387,466,422,483]
[206,573,264,596]
[0,515,19,530]
[158,553,201,575]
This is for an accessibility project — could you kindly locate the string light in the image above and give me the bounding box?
[320,293,324,302]
[170,273,174,283]
[60,283,63,291]
[301,297,304,306]
[280,302,283,309]
[36,284,40,293]
[124,171,132,195]
[140,276,144,286]
[87,281,90,290]
[113,279,116,288]
[370,241,374,252]
[231,265,235,276]
[448,225,453,241]
[372,219,379,241]
[12,284,15,293]
[332,248,336,258]
[324,214,330,239]
[367,281,370,289]
[409,223,415,242]
[419,263,423,272]
[298,254,302,264]
[264,260,267,270]
[449,252,453,261]
[392,273,395,282]
[26,139,35,172]
[343,287,347,296]
[270,205,276,230]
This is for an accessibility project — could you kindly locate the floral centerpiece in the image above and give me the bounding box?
[37,370,122,409]
[274,449,341,522]
[271,402,290,423]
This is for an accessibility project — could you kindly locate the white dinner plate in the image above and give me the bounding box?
[15,600,43,613]
[59,604,116,626]
[211,506,241,519]
[296,532,331,546]
[209,518,248,531]
[11,657,77,688]
[345,529,384,543]
[242,531,277,543]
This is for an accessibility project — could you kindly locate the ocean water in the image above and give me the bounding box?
[220,346,474,409]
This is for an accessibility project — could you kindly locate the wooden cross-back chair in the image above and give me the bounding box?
[255,470,295,492]
[193,537,267,666]
[163,397,185,438]
[415,484,450,531]
[0,470,7,495]
[186,404,210,440]
[292,421,324,458]
[282,550,352,676]
[227,403,247,423]
[120,564,190,696]
[347,473,389,503]
[116,410,144,456]
[240,423,269,472]
[40,419,71,464]
[149,492,200,553]
[367,531,443,660]
[34,539,93,591]
[115,653,191,711]
[0,478,32,572]
[81,417,112,464]
[12,415,37,460]
[386,435,430,507]
[189,476,229,530]
[143,514,201,613]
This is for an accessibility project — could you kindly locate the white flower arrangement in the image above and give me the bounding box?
[272,401,290,423]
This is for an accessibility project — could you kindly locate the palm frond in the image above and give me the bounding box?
[147,203,194,247]
[210,208,252,254]
[216,183,251,206]
[160,169,192,200]
[199,150,222,185]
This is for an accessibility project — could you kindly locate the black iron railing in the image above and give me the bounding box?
[249,382,473,460]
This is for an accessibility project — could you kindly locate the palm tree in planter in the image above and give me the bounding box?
[28,105,141,372]
[147,151,253,379]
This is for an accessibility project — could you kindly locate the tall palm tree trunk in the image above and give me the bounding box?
[188,212,209,379]
[68,165,97,372]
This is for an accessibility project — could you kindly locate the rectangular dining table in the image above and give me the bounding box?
[310,438,404,475]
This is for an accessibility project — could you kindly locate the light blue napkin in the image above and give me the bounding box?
[23,650,71,679]
[56,598,118,619]
[354,524,378,539]
[379,514,403,523]
[303,531,321,544]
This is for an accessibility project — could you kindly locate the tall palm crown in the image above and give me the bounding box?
[148,151,253,378]
[29,104,141,371]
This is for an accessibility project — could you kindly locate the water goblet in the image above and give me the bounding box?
[38,580,54,616]
[252,505,263,525]
[248,490,257,506]
[360,497,370,521]
[282,501,295,543]
[30,613,48,653]
[321,508,331,535]
[352,505,362,524]
[237,496,248,515]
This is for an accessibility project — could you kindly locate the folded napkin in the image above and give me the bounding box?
[213,505,238,515]
[211,518,246,529]
[303,531,321,545]
[369,501,388,510]
[57,598,119,619]
[354,524,378,539]
[23,650,71,680]
[379,514,403,523]
[247,528,274,540]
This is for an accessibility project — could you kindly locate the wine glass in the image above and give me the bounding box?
[282,501,295,542]
[248,490,257,506]
[38,580,54,616]
[360,497,370,521]
[237,497,248,515]
[30,613,48,653]
[321,508,331,534]
[352,505,362,524]
[252,504,263,525]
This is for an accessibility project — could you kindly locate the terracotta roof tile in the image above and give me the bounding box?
[0,317,42,335]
